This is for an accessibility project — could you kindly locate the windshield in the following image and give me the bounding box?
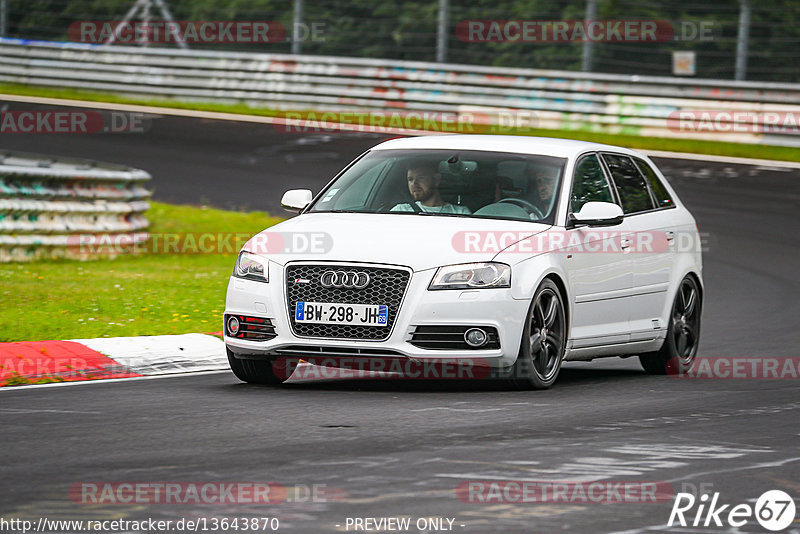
[308,149,567,223]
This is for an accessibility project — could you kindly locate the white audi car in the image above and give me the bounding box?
[225,135,702,389]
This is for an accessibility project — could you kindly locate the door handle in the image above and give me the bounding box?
[665,231,675,242]
[620,238,632,250]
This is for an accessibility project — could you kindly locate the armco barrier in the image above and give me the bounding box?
[0,150,150,262]
[2,39,800,146]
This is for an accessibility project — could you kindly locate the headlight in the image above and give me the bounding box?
[429,262,511,290]
[233,251,269,283]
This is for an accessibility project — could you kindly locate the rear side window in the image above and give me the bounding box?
[634,158,674,208]
[570,154,613,213]
[602,154,655,214]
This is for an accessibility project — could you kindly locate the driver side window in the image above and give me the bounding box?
[571,154,613,213]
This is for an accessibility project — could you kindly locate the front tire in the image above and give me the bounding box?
[504,279,567,390]
[227,348,284,385]
[639,276,702,375]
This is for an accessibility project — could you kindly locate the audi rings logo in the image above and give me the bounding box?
[320,270,370,289]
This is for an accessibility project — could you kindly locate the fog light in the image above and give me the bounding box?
[227,316,240,336]
[464,328,488,348]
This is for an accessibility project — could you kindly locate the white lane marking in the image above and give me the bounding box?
[643,149,800,169]
[0,369,230,393]
[435,471,611,483]
[663,456,800,486]
[754,166,795,172]
[435,443,771,482]
[601,457,800,534]
[0,93,439,136]
[2,93,798,168]
[577,403,800,433]
[607,444,768,459]
[607,525,716,533]
[0,408,101,414]
[409,407,507,413]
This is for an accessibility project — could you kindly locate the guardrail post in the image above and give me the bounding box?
[0,0,8,37]
[735,0,751,81]
[292,0,304,55]
[581,0,597,72]
[437,0,449,63]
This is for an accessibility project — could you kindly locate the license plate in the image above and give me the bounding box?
[295,302,388,327]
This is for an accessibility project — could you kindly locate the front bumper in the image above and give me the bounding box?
[224,263,528,369]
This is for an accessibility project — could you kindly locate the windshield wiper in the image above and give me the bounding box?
[315,209,472,218]
[319,209,367,213]
[415,211,472,218]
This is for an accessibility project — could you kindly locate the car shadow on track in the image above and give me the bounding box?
[220,362,651,393]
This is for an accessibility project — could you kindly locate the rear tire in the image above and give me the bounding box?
[227,348,284,385]
[639,276,701,375]
[503,279,567,390]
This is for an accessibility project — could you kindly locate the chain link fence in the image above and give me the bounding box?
[1,0,799,82]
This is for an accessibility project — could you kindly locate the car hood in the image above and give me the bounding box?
[243,213,551,271]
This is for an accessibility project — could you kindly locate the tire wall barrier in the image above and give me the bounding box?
[0,150,150,262]
[1,38,800,147]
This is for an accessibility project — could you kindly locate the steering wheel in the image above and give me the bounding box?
[376,201,421,213]
[497,198,544,220]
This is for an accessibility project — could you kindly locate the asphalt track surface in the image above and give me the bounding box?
[2,101,800,533]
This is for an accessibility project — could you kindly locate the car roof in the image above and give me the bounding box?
[371,134,644,159]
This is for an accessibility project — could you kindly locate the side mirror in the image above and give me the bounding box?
[569,201,624,227]
[281,189,313,214]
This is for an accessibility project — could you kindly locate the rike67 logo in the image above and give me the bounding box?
[669,490,796,531]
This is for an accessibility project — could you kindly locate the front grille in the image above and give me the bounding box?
[409,325,500,350]
[286,264,411,340]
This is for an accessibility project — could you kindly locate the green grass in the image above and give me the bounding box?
[2,83,799,164]
[0,202,284,342]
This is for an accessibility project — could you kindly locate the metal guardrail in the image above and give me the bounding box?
[1,38,800,146]
[0,149,150,261]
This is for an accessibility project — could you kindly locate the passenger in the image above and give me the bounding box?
[530,167,559,215]
[391,162,471,214]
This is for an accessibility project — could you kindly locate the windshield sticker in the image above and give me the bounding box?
[321,188,339,202]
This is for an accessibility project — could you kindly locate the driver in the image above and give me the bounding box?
[486,173,545,220]
[493,175,516,202]
[391,162,471,214]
